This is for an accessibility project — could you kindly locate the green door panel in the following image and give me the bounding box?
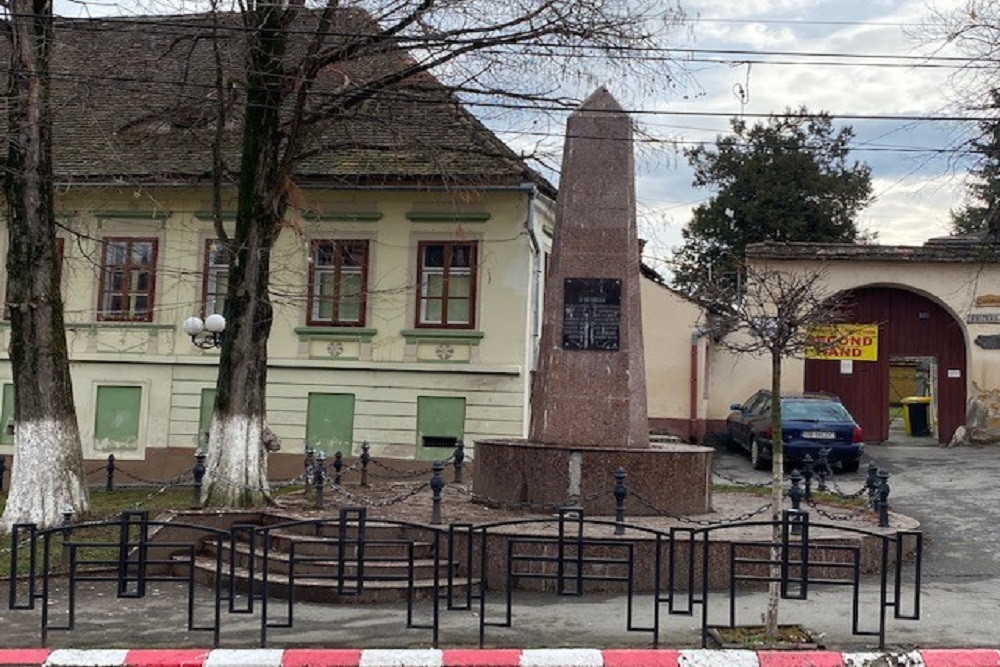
[198,388,216,447]
[94,385,142,452]
[306,393,355,455]
[416,396,465,460]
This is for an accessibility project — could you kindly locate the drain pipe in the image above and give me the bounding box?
[689,326,708,442]
[522,182,542,435]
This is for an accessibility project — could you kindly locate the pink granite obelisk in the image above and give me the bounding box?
[472,89,712,516]
[529,87,649,449]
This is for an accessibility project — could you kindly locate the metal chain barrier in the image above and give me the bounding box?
[712,470,771,489]
[804,496,873,522]
[449,484,612,514]
[328,480,430,507]
[368,459,437,479]
[630,488,775,526]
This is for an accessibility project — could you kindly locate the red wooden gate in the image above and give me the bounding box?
[804,287,966,443]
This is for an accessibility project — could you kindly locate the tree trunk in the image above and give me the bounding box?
[764,349,785,637]
[1,0,89,529]
[202,3,292,507]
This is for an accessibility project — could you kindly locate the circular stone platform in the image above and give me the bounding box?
[473,439,714,516]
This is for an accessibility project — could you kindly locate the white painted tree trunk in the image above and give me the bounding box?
[203,413,270,507]
[2,420,89,530]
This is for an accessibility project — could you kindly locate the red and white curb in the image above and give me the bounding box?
[0,648,997,667]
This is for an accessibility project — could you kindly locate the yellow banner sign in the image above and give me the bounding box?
[805,324,879,361]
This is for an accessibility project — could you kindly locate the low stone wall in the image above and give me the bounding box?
[473,439,713,515]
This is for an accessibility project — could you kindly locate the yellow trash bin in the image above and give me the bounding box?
[901,396,932,437]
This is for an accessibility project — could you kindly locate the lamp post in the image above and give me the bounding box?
[182,313,226,349]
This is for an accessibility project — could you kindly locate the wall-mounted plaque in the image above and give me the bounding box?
[967,313,1000,324]
[562,278,621,351]
[975,334,1000,350]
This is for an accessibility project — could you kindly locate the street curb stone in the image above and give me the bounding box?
[0,648,994,667]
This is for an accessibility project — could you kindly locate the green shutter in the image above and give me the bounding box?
[94,386,142,451]
[416,396,465,459]
[1,384,13,445]
[198,388,216,447]
[306,393,355,455]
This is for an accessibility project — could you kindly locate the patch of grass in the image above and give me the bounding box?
[710,624,817,648]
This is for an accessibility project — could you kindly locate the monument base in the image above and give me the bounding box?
[473,439,713,516]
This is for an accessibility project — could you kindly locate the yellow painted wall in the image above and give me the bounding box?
[0,185,548,459]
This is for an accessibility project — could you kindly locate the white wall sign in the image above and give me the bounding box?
[948,369,962,379]
[840,359,853,375]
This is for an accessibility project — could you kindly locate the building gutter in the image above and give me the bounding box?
[522,181,543,436]
[690,326,708,442]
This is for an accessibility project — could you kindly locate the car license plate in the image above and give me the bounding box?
[803,431,836,439]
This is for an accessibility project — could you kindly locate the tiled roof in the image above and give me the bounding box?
[746,241,1000,264]
[3,10,551,192]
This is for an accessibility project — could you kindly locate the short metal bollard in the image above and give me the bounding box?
[61,504,74,569]
[0,455,7,492]
[453,440,465,484]
[801,454,814,500]
[304,447,315,492]
[613,467,627,535]
[788,469,805,535]
[430,460,445,525]
[360,441,371,487]
[877,469,891,527]
[192,449,207,509]
[106,454,116,492]
[866,461,880,509]
[816,447,831,492]
[313,451,327,510]
[333,451,343,486]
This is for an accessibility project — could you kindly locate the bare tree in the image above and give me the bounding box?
[703,260,847,638]
[1,0,89,528]
[197,0,688,507]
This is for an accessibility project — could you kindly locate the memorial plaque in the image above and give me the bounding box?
[562,278,621,350]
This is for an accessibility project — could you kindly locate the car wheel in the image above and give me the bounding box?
[840,459,860,473]
[750,438,768,471]
[724,430,740,452]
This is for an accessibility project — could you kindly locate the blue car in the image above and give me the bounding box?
[725,390,865,473]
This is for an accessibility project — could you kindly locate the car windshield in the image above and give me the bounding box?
[781,400,852,422]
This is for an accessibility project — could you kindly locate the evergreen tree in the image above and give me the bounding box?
[671,108,873,296]
[950,91,1000,236]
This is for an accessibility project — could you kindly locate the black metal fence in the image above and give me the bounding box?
[4,504,922,649]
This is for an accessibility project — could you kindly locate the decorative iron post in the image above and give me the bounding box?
[333,451,343,486]
[61,504,74,569]
[801,454,814,500]
[613,467,627,536]
[866,461,880,509]
[304,447,315,491]
[105,453,116,492]
[816,447,831,492]
[360,441,371,487]
[877,469,891,528]
[453,440,465,484]
[430,460,445,525]
[788,469,805,536]
[313,451,327,510]
[192,449,206,509]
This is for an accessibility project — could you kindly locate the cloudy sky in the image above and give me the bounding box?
[54,0,973,269]
[625,0,973,267]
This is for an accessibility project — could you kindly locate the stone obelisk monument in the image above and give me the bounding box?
[529,87,649,449]
[473,89,712,515]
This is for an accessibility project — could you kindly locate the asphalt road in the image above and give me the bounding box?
[713,437,1000,584]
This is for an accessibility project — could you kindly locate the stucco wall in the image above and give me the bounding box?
[0,186,545,460]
